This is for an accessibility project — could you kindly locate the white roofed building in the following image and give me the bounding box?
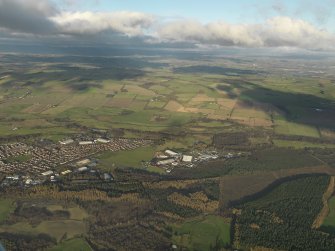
[59,139,74,145]
[79,141,94,145]
[165,150,178,157]
[182,155,193,162]
[156,154,169,159]
[96,138,110,144]
[41,170,54,176]
[77,166,88,172]
[61,170,72,175]
[157,159,175,166]
[76,159,90,166]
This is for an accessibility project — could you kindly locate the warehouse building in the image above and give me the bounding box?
[182,155,193,162]
[59,139,74,145]
[165,150,179,157]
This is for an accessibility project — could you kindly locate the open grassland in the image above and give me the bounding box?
[156,136,204,151]
[313,176,335,229]
[0,201,89,243]
[219,166,335,209]
[321,197,335,234]
[171,215,230,251]
[0,121,78,141]
[227,148,323,174]
[96,146,156,171]
[48,238,91,251]
[124,84,156,96]
[230,101,272,127]
[0,220,86,242]
[274,119,320,138]
[273,139,335,149]
[171,148,324,180]
[146,165,166,174]
[47,205,88,221]
[320,129,335,139]
[0,199,15,223]
[147,100,166,109]
[1,55,335,144]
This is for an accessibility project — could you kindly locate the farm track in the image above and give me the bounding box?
[312,176,335,229]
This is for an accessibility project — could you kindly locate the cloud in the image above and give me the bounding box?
[156,17,335,50]
[0,0,58,34]
[0,0,334,51]
[0,0,154,37]
[262,17,334,49]
[156,20,263,47]
[51,11,155,36]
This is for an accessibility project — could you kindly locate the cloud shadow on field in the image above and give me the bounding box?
[216,79,335,130]
[173,65,264,76]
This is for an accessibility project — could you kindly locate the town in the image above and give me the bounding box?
[0,137,151,188]
[0,134,244,189]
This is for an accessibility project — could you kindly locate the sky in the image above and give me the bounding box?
[1,0,335,51]
[57,0,335,28]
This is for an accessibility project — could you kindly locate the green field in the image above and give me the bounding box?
[321,196,335,233]
[48,238,91,251]
[47,205,88,221]
[171,215,230,250]
[0,203,88,242]
[96,146,156,171]
[0,220,86,242]
[274,120,320,138]
[146,165,166,174]
[1,53,335,144]
[0,199,15,223]
[273,139,335,149]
